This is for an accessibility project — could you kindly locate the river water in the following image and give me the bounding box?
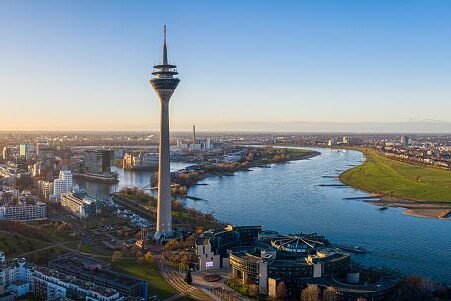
[75,148,451,283]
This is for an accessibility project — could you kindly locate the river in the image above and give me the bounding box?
[75,148,451,283]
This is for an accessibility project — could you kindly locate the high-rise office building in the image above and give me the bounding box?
[19,144,32,161]
[84,150,113,174]
[150,26,180,241]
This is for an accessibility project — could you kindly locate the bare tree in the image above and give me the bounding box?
[276,281,287,300]
[322,286,337,301]
[300,284,320,301]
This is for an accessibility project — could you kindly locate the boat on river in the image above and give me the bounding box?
[334,244,368,254]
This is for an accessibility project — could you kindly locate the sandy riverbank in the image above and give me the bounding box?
[338,148,451,220]
[367,197,451,220]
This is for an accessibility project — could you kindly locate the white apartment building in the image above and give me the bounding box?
[0,202,47,221]
[0,254,33,298]
[33,267,123,301]
[60,192,96,219]
[0,254,122,301]
[53,170,73,200]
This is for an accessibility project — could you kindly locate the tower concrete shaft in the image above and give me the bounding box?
[150,25,180,241]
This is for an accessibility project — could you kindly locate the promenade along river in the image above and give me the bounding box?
[76,148,451,283]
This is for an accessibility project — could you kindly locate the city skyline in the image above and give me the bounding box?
[1,0,451,132]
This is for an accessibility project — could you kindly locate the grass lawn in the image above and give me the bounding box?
[340,149,451,202]
[113,259,176,299]
[0,232,51,257]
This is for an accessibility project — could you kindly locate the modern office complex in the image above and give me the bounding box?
[196,225,399,300]
[84,150,113,174]
[150,26,180,241]
[0,202,47,221]
[60,192,96,219]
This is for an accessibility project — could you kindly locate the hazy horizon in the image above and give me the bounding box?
[1,1,450,132]
[1,120,451,134]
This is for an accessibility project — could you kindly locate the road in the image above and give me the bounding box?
[157,256,214,301]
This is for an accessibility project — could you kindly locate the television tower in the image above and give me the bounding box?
[150,25,180,241]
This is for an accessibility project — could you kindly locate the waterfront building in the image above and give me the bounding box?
[150,26,180,241]
[196,225,399,299]
[0,202,47,221]
[60,192,96,219]
[176,138,213,151]
[122,152,158,169]
[53,170,73,200]
[84,150,113,174]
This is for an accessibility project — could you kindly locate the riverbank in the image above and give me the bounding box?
[340,148,451,219]
[74,147,451,283]
[172,147,320,189]
[113,189,224,231]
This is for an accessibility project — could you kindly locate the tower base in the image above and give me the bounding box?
[153,230,182,243]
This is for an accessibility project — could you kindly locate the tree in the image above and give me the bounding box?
[321,287,337,301]
[144,251,153,264]
[184,269,193,285]
[276,281,287,300]
[111,251,123,263]
[164,240,178,251]
[399,276,429,301]
[248,284,259,298]
[300,284,319,301]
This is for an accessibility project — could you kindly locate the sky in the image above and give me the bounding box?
[0,0,450,132]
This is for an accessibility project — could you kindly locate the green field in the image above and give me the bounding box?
[113,259,176,299]
[340,149,451,203]
[0,232,51,257]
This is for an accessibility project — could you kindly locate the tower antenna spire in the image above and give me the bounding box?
[162,25,168,65]
[164,24,167,44]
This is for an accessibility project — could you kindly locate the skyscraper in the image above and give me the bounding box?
[150,26,180,241]
[19,144,32,161]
